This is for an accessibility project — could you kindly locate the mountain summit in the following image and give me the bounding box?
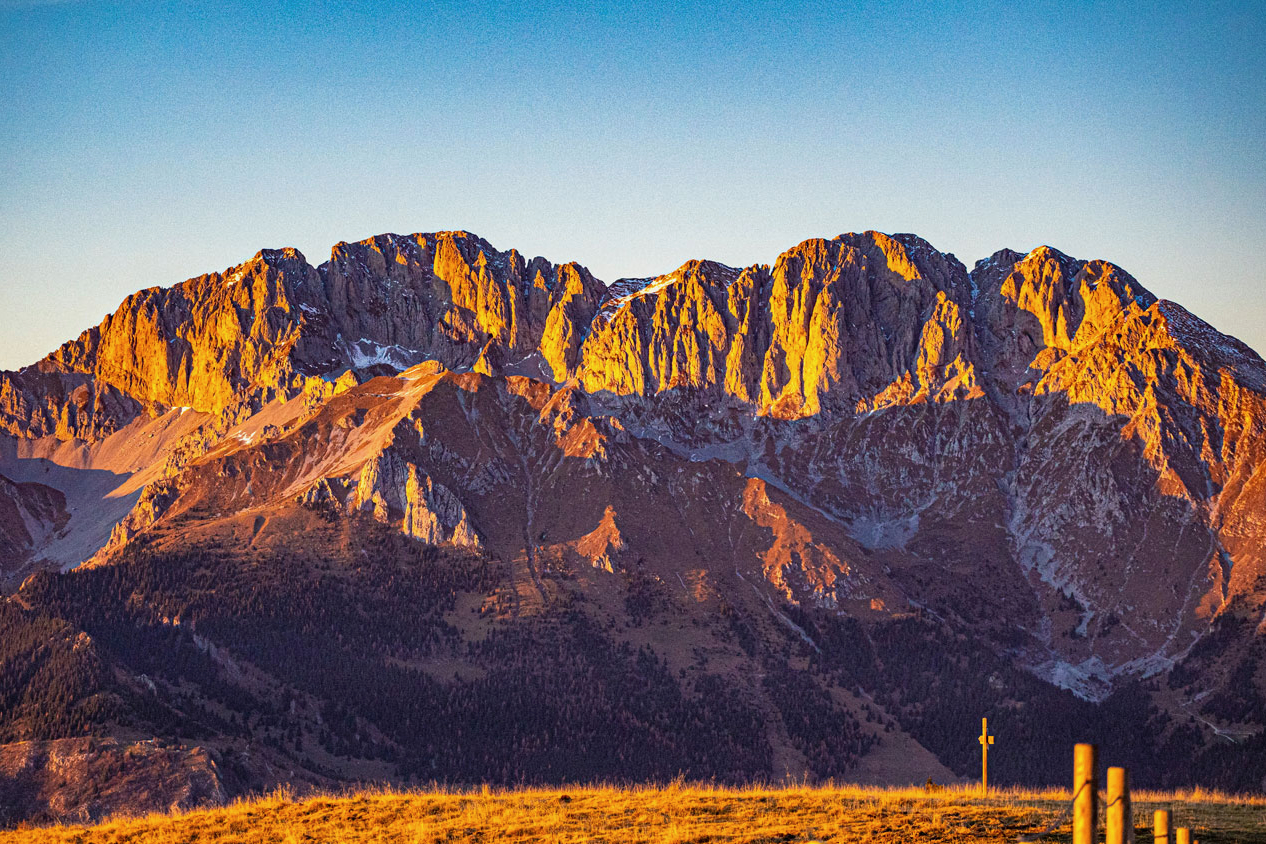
[0,229,1263,819]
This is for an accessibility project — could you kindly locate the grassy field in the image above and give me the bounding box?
[5,782,1264,844]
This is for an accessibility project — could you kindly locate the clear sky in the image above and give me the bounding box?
[2,0,1263,368]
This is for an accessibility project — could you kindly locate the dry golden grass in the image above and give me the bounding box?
[5,782,1264,844]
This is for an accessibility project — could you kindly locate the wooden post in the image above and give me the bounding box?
[979,717,994,793]
[1073,744,1097,844]
[1106,766,1130,844]
[1175,829,1190,844]
[1154,809,1171,844]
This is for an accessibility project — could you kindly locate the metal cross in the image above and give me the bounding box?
[979,717,995,793]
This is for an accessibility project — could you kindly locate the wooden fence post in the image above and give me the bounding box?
[1175,829,1190,844]
[1073,744,1098,844]
[1154,809,1170,844]
[1106,766,1130,844]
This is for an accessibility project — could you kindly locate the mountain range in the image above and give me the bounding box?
[0,229,1262,823]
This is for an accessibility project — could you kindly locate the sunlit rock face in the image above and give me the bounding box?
[42,247,319,419]
[0,369,142,440]
[312,232,605,381]
[578,232,977,416]
[3,232,606,438]
[1,227,1264,704]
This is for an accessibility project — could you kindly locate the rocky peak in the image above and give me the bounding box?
[31,248,316,421]
[601,276,662,302]
[969,246,1159,404]
[255,246,309,267]
[307,230,605,382]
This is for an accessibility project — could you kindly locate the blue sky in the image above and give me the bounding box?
[2,0,1263,367]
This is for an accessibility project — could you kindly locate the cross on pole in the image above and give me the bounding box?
[979,717,995,793]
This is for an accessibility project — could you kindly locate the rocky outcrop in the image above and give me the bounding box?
[350,450,481,550]
[574,504,625,572]
[0,473,67,567]
[0,737,226,826]
[0,370,142,441]
[741,477,858,607]
[88,478,180,568]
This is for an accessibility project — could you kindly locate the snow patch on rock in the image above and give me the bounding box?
[344,338,424,371]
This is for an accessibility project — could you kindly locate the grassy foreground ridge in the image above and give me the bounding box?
[5,783,1265,844]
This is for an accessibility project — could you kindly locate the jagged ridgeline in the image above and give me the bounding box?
[0,230,1263,823]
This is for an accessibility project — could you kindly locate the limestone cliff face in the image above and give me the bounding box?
[578,232,977,417]
[0,229,1004,439]
[0,232,606,442]
[537,263,605,380]
[758,232,973,416]
[45,248,318,418]
[0,370,142,440]
[309,231,605,380]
